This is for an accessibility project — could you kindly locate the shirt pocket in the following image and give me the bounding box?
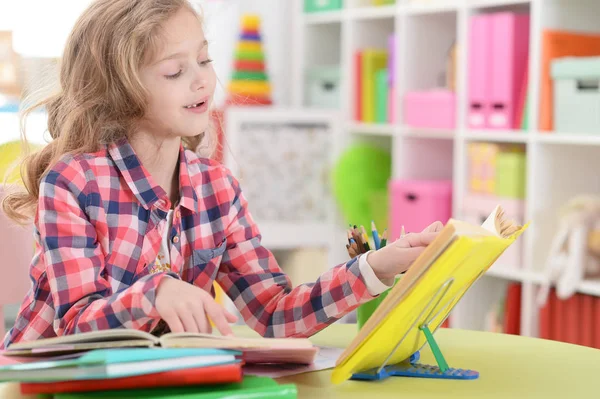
[185,238,227,291]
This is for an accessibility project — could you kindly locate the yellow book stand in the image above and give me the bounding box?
[332,206,529,384]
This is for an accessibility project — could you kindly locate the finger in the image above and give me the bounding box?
[162,311,184,334]
[397,232,439,248]
[423,221,444,233]
[193,305,211,334]
[204,301,234,336]
[224,308,238,324]
[179,306,199,333]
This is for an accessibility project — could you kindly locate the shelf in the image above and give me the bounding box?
[258,222,332,250]
[348,5,396,20]
[462,129,529,143]
[485,265,530,282]
[401,2,459,15]
[530,272,600,298]
[302,10,345,25]
[535,133,600,146]
[347,122,397,136]
[401,127,456,140]
[466,0,531,9]
[576,279,600,298]
[294,0,600,337]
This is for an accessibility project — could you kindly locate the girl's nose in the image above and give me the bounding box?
[192,76,206,92]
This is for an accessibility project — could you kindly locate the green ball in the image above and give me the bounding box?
[331,143,392,234]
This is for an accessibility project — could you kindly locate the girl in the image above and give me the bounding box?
[1,0,441,347]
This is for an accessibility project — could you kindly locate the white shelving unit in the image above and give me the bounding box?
[292,0,600,338]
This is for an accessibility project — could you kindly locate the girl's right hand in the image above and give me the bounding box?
[155,278,238,335]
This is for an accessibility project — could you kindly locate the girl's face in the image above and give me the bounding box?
[139,8,216,141]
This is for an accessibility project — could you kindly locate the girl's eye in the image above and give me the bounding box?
[200,59,213,66]
[166,70,183,80]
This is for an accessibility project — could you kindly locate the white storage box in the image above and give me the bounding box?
[552,56,600,134]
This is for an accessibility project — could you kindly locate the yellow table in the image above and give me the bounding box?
[1,323,600,398]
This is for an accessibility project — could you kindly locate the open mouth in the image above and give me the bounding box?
[184,100,206,109]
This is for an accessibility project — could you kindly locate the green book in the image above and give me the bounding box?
[375,69,388,124]
[54,376,297,399]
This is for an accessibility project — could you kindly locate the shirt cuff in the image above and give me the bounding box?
[358,251,394,296]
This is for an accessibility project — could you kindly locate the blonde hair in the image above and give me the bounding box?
[3,0,217,224]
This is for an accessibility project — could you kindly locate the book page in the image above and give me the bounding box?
[159,333,314,350]
[481,205,501,235]
[5,329,159,351]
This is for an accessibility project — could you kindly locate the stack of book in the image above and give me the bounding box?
[0,329,316,398]
[354,35,396,124]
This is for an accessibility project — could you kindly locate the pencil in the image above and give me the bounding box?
[360,226,371,251]
[352,230,366,253]
[380,229,387,248]
[347,230,356,245]
[371,221,381,250]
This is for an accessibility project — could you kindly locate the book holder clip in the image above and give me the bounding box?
[350,277,480,382]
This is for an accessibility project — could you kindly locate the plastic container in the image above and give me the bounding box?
[305,66,341,109]
[304,0,343,13]
[495,151,526,199]
[403,90,456,129]
[552,56,600,134]
[389,179,453,241]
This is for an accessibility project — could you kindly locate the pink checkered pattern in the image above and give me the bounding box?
[2,138,374,348]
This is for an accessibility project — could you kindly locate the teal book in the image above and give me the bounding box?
[375,69,388,123]
[0,348,238,382]
[53,375,298,399]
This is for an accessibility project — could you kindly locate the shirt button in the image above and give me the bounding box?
[172,236,180,244]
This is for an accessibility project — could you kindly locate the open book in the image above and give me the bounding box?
[332,205,528,383]
[2,329,318,365]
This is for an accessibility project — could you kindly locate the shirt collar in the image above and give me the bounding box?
[108,137,200,213]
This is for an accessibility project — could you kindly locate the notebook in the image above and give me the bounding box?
[3,330,318,365]
[0,348,237,382]
[332,205,528,383]
[19,362,243,395]
[52,375,297,399]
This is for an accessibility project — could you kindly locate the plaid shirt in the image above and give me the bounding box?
[2,138,376,348]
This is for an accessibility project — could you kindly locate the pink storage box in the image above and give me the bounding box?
[462,194,525,269]
[403,90,456,129]
[389,179,453,241]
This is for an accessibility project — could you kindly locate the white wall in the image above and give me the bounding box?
[201,0,293,106]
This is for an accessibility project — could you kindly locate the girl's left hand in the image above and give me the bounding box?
[366,221,444,284]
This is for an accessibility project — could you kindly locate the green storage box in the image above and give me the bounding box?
[304,0,343,13]
[305,66,341,109]
[552,56,600,134]
[495,152,526,199]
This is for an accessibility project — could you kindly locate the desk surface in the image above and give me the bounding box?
[2,324,600,398]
